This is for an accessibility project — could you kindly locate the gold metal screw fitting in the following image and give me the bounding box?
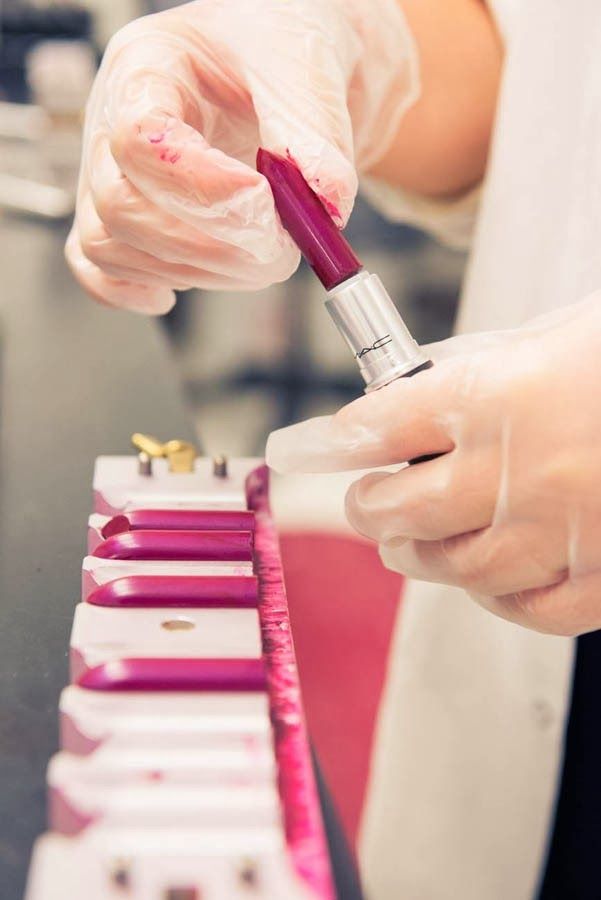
[131,433,197,474]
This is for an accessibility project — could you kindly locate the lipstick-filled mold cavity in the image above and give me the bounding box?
[92,529,254,562]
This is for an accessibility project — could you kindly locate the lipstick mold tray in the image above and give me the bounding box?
[93,456,258,514]
[27,827,313,900]
[87,509,255,555]
[50,775,282,834]
[69,604,263,681]
[26,456,326,900]
[49,743,276,794]
[59,686,273,755]
[84,572,259,609]
[82,557,255,601]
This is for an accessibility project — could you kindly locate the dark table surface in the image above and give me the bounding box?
[0,217,195,899]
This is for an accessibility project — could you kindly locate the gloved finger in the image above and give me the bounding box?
[345,449,499,542]
[87,138,299,287]
[77,189,287,292]
[91,32,299,265]
[379,523,568,597]
[74,227,276,294]
[233,4,358,224]
[266,361,459,474]
[112,119,298,260]
[65,227,175,315]
[421,329,513,363]
[420,306,589,366]
[108,104,297,265]
[76,192,184,288]
[475,571,601,637]
[77,234,263,293]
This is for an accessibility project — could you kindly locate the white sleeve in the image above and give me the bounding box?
[360,173,481,249]
[357,0,509,249]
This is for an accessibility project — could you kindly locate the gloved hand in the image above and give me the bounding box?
[267,295,601,636]
[66,0,418,313]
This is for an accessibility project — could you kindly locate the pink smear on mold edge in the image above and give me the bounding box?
[49,787,96,835]
[93,489,118,516]
[246,465,336,900]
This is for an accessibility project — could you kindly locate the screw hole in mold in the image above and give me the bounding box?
[161,617,196,632]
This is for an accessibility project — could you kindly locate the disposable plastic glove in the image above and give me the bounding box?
[66,0,418,313]
[267,294,601,636]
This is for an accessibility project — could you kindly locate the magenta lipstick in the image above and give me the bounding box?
[256,149,362,290]
[77,658,267,692]
[100,509,255,539]
[257,149,432,392]
[87,574,259,608]
[92,530,254,562]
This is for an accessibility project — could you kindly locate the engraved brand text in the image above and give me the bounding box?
[355,335,393,359]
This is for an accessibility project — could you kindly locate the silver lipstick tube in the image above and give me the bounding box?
[325,271,430,392]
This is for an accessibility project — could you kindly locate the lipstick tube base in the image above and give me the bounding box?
[325,271,429,392]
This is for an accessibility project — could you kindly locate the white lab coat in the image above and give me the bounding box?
[359,1,601,897]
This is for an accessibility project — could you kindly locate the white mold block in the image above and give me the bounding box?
[26,827,314,899]
[60,687,272,755]
[93,457,261,514]
[69,604,262,681]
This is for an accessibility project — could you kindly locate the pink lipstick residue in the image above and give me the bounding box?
[284,147,341,222]
[320,195,342,222]
[144,130,181,164]
[159,149,181,164]
[245,465,336,899]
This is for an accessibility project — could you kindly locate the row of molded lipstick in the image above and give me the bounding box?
[25,455,335,900]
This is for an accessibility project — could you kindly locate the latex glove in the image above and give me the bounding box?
[267,295,601,636]
[66,0,418,314]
